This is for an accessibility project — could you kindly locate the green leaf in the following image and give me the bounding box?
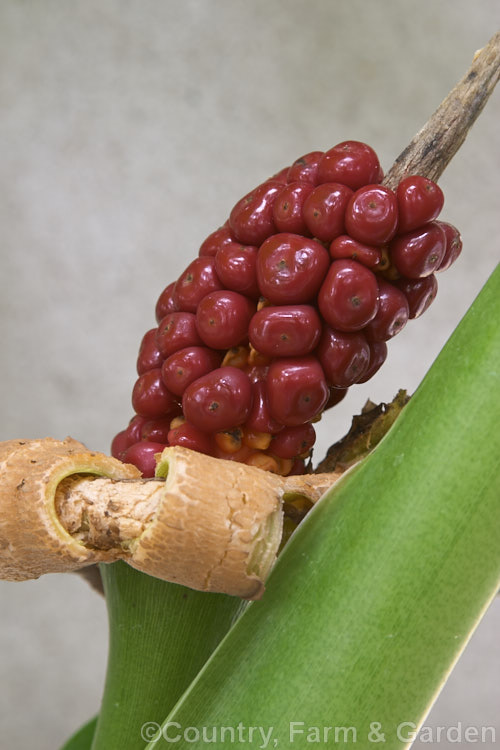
[147,265,500,749]
[59,716,97,750]
[89,562,244,750]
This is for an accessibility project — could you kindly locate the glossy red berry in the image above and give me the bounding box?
[161,346,222,396]
[396,275,438,319]
[390,221,446,278]
[173,257,223,313]
[167,422,214,456]
[317,141,381,190]
[345,185,398,245]
[356,341,388,383]
[272,182,314,235]
[396,176,444,233]
[245,381,283,434]
[267,357,328,427]
[256,233,330,304]
[302,183,353,242]
[122,441,167,477]
[196,291,255,350]
[137,328,164,374]
[318,259,379,332]
[270,423,316,459]
[182,367,253,433]
[124,415,149,444]
[323,386,349,411]
[287,457,307,475]
[229,180,282,245]
[249,305,321,357]
[141,417,176,444]
[156,312,203,358]
[268,165,290,184]
[214,242,260,299]
[286,151,323,184]
[317,327,370,387]
[436,222,462,272]
[111,429,132,460]
[364,279,409,342]
[155,281,179,323]
[198,224,233,257]
[132,369,179,418]
[329,234,382,268]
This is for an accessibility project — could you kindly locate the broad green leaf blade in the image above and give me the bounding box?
[90,562,244,750]
[59,717,97,750]
[148,265,500,749]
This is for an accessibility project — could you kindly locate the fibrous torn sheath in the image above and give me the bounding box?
[0,438,339,599]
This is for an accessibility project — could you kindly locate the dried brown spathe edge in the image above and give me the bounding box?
[0,438,342,599]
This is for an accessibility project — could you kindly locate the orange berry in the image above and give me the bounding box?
[242,429,272,450]
[245,453,280,473]
[214,428,243,454]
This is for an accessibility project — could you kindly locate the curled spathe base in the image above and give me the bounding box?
[0,437,140,581]
[0,439,299,599]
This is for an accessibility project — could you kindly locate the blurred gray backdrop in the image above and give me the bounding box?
[0,2,499,748]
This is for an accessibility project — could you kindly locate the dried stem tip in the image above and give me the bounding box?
[383,30,500,188]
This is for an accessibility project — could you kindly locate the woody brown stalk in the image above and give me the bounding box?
[382,31,500,189]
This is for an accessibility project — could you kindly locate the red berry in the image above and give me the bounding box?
[161,346,222,397]
[256,233,330,304]
[167,422,214,455]
[182,367,253,433]
[390,221,446,278]
[173,257,223,313]
[156,312,203,358]
[245,380,283,434]
[268,166,290,184]
[270,423,316,459]
[267,357,328,427]
[229,180,282,245]
[323,386,349,411]
[288,457,307,475]
[249,305,321,357]
[124,415,149,444]
[396,176,444,233]
[436,222,462,272]
[198,225,233,257]
[286,151,323,184]
[137,328,164,374]
[132,369,179,418]
[356,341,388,383]
[317,141,381,190]
[196,291,255,350]
[155,281,179,323]
[272,182,314,235]
[111,429,131,460]
[122,441,166,477]
[141,417,176,444]
[214,242,260,298]
[317,327,370,387]
[364,280,409,342]
[318,259,379,332]
[396,275,438,319]
[345,185,398,245]
[329,234,382,268]
[302,183,353,242]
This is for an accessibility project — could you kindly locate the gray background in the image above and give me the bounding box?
[0,1,499,748]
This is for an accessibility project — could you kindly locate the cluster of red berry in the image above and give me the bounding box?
[111,141,462,477]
